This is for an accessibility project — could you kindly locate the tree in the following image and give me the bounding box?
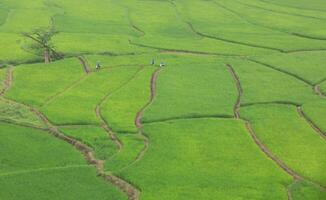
[21,26,62,63]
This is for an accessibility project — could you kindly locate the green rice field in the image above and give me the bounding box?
[0,0,325,199]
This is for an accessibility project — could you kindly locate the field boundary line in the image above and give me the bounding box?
[313,83,326,98]
[0,165,90,177]
[234,0,326,21]
[1,65,140,200]
[227,64,302,180]
[214,1,326,44]
[142,114,234,125]
[248,59,313,85]
[78,56,91,74]
[188,22,283,53]
[0,66,13,96]
[95,66,145,152]
[128,39,241,57]
[228,64,326,190]
[115,67,162,172]
[296,106,326,140]
[41,73,89,107]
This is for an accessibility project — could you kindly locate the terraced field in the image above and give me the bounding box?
[0,0,325,199]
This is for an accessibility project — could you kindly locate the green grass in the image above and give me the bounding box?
[240,104,326,187]
[250,52,326,84]
[59,125,117,160]
[120,119,291,200]
[229,58,319,105]
[175,0,326,52]
[0,98,45,128]
[217,0,326,39]
[302,100,326,133]
[6,58,84,107]
[102,66,155,133]
[105,133,144,173]
[0,167,127,200]
[1,0,326,199]
[0,122,85,173]
[320,81,326,95]
[290,180,326,200]
[142,58,237,122]
[42,66,140,125]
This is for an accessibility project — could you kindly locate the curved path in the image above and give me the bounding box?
[95,66,145,152]
[297,106,326,140]
[1,65,140,200]
[227,64,326,191]
[227,64,301,180]
[78,56,91,74]
[314,82,326,98]
[0,66,13,96]
[132,67,161,165]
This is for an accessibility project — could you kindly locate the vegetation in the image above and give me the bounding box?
[0,0,325,199]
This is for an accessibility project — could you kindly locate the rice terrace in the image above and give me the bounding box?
[0,0,326,199]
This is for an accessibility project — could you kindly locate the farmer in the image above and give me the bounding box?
[151,59,155,65]
[160,61,165,67]
[96,61,101,70]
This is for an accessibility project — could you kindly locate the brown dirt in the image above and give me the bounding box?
[226,64,242,119]
[296,106,326,140]
[78,56,91,74]
[31,108,140,199]
[287,187,293,200]
[130,68,162,165]
[0,66,13,96]
[95,105,123,151]
[314,84,326,99]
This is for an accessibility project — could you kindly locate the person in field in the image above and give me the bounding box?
[151,59,155,65]
[96,61,101,70]
[160,61,165,67]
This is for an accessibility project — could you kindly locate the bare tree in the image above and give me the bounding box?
[21,26,62,63]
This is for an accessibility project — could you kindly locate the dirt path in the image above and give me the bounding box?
[0,66,13,96]
[129,67,162,166]
[128,39,240,57]
[314,84,326,98]
[227,64,302,180]
[78,56,91,74]
[0,165,90,177]
[95,66,145,152]
[297,106,326,140]
[0,64,140,200]
[226,64,242,118]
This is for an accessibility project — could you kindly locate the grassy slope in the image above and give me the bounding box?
[241,104,326,187]
[120,119,291,200]
[0,122,126,200]
[6,58,85,107]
